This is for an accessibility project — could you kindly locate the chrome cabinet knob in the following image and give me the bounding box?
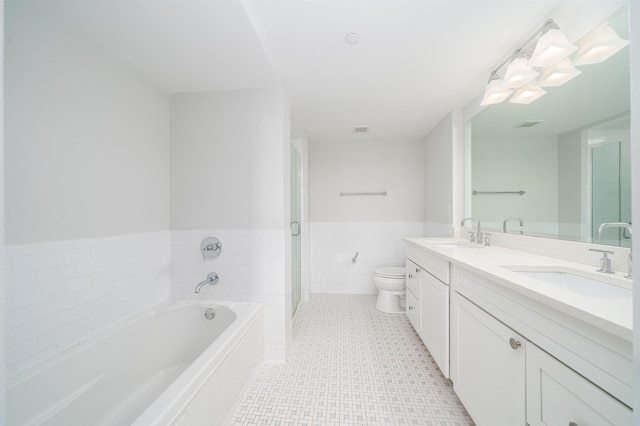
[408,306,414,311]
[408,273,413,279]
[509,337,522,350]
[415,267,420,273]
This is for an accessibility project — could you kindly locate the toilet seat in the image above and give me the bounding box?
[374,266,405,279]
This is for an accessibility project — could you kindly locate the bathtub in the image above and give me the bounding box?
[7,299,263,426]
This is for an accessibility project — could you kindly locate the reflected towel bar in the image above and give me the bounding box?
[340,191,387,196]
[473,190,525,195]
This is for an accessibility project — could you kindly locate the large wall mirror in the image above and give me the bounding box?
[466,6,630,248]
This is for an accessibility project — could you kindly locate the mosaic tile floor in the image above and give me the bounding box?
[229,294,474,426]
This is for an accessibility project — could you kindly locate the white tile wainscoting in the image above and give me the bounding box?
[171,229,288,361]
[5,231,171,379]
[309,222,424,294]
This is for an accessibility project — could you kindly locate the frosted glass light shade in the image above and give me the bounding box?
[480,78,513,105]
[573,23,629,65]
[509,83,546,104]
[503,57,539,88]
[528,29,577,68]
[538,58,582,86]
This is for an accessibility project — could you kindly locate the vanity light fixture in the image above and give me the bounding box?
[502,55,540,88]
[480,18,575,106]
[528,21,577,68]
[509,83,546,104]
[480,72,513,105]
[572,22,629,65]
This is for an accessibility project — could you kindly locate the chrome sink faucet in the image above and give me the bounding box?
[596,222,632,279]
[195,272,220,293]
[461,217,482,244]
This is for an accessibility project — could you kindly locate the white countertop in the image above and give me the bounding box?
[405,237,633,342]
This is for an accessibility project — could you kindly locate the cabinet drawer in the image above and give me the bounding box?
[406,288,420,333]
[526,343,632,426]
[406,259,421,297]
[407,247,450,284]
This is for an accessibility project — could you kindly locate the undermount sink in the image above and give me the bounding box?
[432,242,482,249]
[502,266,632,300]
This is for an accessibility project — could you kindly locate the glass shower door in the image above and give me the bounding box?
[291,145,302,315]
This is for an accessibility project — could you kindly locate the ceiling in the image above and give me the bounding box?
[21,0,610,143]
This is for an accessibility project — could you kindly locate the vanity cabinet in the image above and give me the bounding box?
[526,343,632,425]
[451,265,633,426]
[451,291,525,425]
[406,247,450,378]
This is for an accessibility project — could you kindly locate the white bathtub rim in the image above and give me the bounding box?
[6,298,252,388]
[133,300,263,425]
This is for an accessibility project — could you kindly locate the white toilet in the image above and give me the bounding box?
[373,266,406,313]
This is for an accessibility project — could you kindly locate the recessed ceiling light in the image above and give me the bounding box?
[345,33,359,45]
[353,126,369,133]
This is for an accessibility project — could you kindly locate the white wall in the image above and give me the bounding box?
[5,2,171,245]
[170,89,291,360]
[4,2,172,379]
[171,89,288,230]
[308,138,424,294]
[309,139,424,222]
[424,112,455,236]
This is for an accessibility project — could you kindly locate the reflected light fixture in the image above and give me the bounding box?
[509,83,546,104]
[572,22,629,65]
[480,72,513,106]
[538,58,581,86]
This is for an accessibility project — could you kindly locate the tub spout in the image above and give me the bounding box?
[195,272,219,293]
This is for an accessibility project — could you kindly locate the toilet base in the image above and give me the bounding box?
[376,289,406,313]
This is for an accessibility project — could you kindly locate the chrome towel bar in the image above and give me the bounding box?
[339,191,387,196]
[473,190,525,195]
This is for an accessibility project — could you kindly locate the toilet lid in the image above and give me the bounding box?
[374,267,406,278]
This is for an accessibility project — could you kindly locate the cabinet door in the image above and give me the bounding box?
[451,292,525,426]
[419,271,449,378]
[526,343,632,426]
[406,288,419,332]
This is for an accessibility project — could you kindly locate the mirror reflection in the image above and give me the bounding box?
[467,7,630,247]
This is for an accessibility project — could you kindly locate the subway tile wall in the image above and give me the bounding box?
[171,229,287,361]
[310,222,424,294]
[5,231,171,380]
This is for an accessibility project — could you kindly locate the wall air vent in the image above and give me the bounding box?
[514,120,544,128]
[353,126,370,133]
